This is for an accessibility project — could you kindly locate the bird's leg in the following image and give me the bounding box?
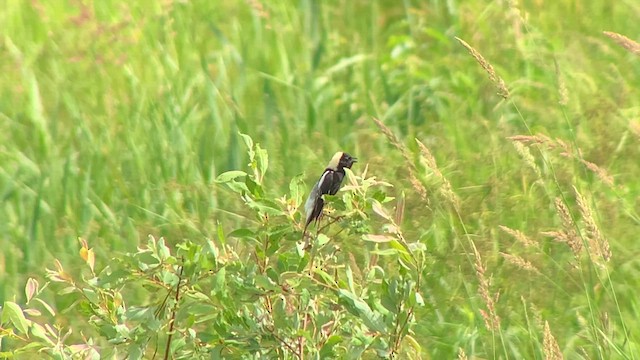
[302,231,312,250]
[306,221,321,275]
[322,213,342,221]
[302,220,319,251]
[303,212,342,250]
[317,214,343,234]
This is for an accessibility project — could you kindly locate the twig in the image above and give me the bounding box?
[265,325,300,357]
[298,314,307,360]
[163,264,184,360]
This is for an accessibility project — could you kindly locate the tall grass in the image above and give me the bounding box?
[1,0,640,357]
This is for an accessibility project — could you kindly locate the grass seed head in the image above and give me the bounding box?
[603,31,640,56]
[455,37,510,99]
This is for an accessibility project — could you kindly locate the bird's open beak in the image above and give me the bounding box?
[352,157,358,163]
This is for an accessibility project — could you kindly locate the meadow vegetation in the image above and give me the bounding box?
[1,0,640,358]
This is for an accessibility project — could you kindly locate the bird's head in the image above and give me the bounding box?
[328,152,357,170]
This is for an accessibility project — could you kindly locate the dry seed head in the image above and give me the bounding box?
[416,138,460,209]
[630,121,640,140]
[440,181,461,211]
[543,321,563,360]
[455,36,510,99]
[554,198,575,231]
[500,252,541,275]
[458,348,468,360]
[603,31,640,56]
[472,243,500,330]
[499,225,540,249]
[508,134,554,147]
[415,138,438,170]
[573,187,611,262]
[552,198,582,258]
[372,117,429,203]
[511,141,542,178]
[409,171,429,204]
[508,134,569,155]
[601,311,610,334]
[372,117,414,168]
[507,0,524,43]
[579,159,614,187]
[554,60,569,106]
[527,299,544,329]
[510,134,613,188]
[554,138,572,158]
[558,83,569,106]
[600,237,612,263]
[542,230,582,258]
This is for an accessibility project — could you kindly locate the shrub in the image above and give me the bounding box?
[1,134,427,359]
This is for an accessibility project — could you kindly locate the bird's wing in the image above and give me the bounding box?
[317,169,337,195]
[305,186,318,215]
[328,171,344,195]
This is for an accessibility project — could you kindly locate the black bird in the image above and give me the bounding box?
[302,152,357,247]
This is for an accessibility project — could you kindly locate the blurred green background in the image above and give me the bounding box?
[2,0,640,357]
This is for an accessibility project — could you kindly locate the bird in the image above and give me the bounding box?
[302,152,357,248]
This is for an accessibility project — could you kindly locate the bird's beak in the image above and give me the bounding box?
[352,157,358,162]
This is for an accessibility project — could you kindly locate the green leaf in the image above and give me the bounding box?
[320,335,343,359]
[245,200,283,216]
[226,180,251,194]
[381,279,399,314]
[162,270,179,287]
[371,200,392,221]
[266,231,287,256]
[115,324,130,338]
[215,170,247,183]
[216,222,226,246]
[127,344,143,360]
[33,298,56,317]
[389,240,413,266]
[337,290,386,333]
[157,238,172,260]
[82,288,99,304]
[255,144,269,179]
[370,248,398,256]
[30,323,55,346]
[313,268,336,287]
[186,303,218,318]
[245,176,264,197]
[316,233,330,247]
[289,174,305,206]
[125,307,155,322]
[272,297,289,330]
[227,228,255,239]
[239,133,254,156]
[136,252,160,271]
[1,301,30,334]
[25,278,39,303]
[266,267,280,284]
[254,274,279,291]
[97,269,130,287]
[188,291,210,302]
[278,253,306,273]
[345,265,355,293]
[213,267,226,293]
[362,234,394,243]
[58,286,76,295]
